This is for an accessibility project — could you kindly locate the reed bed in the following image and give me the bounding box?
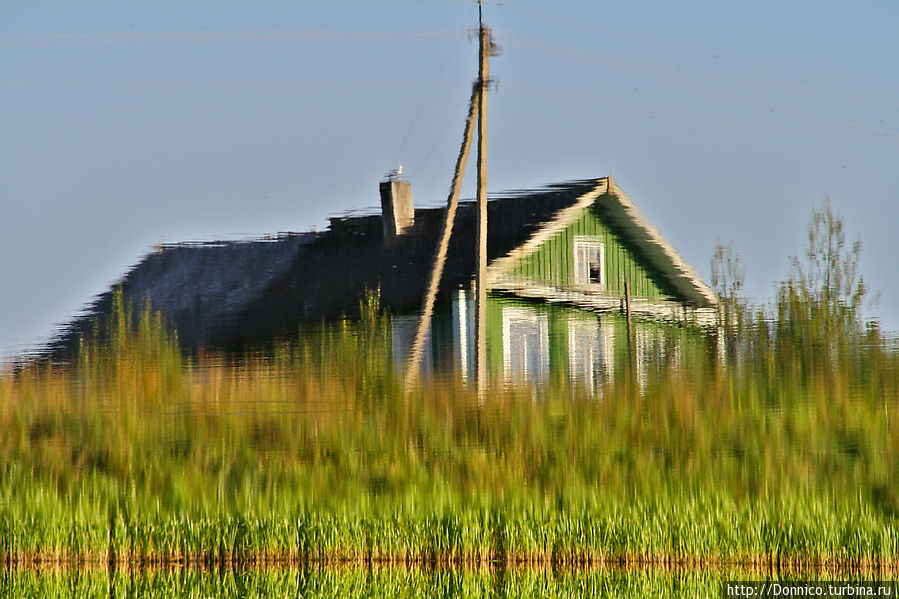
[1,291,898,566]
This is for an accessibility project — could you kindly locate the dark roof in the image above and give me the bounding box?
[53,233,317,353]
[51,177,712,354]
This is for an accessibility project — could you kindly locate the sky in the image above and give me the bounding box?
[1,0,897,358]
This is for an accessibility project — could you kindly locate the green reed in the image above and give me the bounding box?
[1,286,898,565]
[1,564,781,599]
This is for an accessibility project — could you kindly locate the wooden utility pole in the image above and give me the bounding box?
[624,279,634,380]
[475,8,491,397]
[405,4,495,392]
[404,85,480,390]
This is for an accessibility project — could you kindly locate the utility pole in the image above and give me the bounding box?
[624,279,635,386]
[404,85,480,391]
[475,3,491,397]
[404,2,495,394]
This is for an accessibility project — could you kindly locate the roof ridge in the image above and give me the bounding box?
[604,178,717,307]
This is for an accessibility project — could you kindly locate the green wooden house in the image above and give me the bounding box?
[387,176,719,388]
[56,175,718,385]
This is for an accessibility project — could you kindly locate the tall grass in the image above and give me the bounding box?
[1,280,898,566]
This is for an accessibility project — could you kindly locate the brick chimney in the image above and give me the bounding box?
[379,166,413,244]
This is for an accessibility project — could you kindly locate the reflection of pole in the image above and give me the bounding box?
[475,19,490,397]
[624,280,634,378]
[404,85,480,391]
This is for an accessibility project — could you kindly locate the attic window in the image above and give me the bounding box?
[573,236,605,287]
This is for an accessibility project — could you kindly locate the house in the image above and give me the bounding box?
[54,175,718,387]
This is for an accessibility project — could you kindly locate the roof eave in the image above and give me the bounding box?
[601,178,717,308]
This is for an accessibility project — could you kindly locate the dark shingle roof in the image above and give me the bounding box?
[52,177,714,353]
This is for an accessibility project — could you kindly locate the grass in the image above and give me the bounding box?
[2,563,818,599]
[1,291,898,566]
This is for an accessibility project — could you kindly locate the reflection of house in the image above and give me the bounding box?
[55,176,717,385]
[392,176,718,387]
[427,290,702,390]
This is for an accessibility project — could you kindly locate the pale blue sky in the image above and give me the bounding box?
[2,1,897,357]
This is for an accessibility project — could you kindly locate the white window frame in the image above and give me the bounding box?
[501,306,550,385]
[573,236,605,288]
[451,287,475,381]
[567,316,615,396]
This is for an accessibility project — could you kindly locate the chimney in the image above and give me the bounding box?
[379,165,413,243]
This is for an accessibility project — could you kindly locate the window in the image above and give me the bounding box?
[573,236,604,287]
[568,316,615,396]
[634,326,681,389]
[451,287,475,380]
[502,306,550,385]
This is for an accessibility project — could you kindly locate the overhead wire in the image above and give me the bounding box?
[389,4,479,174]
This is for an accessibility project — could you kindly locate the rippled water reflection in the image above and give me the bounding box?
[5,565,876,599]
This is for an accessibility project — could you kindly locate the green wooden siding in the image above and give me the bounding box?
[506,202,680,300]
[484,296,620,379]
[485,297,505,376]
[413,196,713,382]
[483,294,710,383]
[415,294,711,384]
